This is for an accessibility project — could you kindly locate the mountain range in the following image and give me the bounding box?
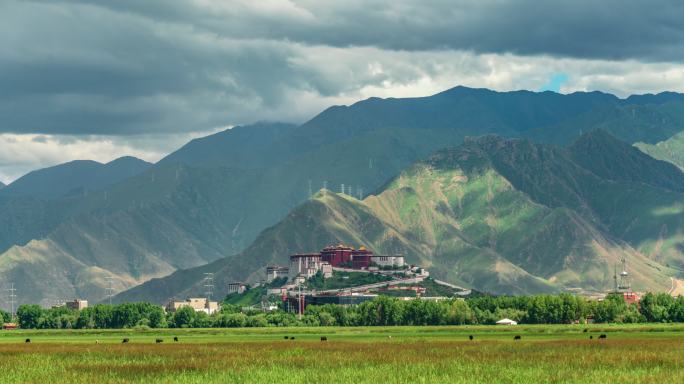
[115,131,683,301]
[1,86,683,307]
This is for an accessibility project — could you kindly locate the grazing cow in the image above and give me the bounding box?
[589,336,593,340]
[95,340,100,344]
[155,339,163,344]
[122,338,129,343]
[173,337,179,342]
[469,335,474,341]
[25,338,31,343]
[514,335,521,340]
[284,336,289,340]
[320,336,327,342]
[388,335,392,339]
[290,337,296,340]
[583,329,588,333]
[598,334,607,339]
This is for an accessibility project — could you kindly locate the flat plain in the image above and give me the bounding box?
[0,324,683,383]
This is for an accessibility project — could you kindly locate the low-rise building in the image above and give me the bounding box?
[65,299,88,311]
[289,253,322,279]
[227,282,247,295]
[321,262,333,278]
[266,266,289,282]
[371,255,405,268]
[165,297,220,315]
[2,323,17,330]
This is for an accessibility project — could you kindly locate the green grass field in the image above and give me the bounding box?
[1,324,683,383]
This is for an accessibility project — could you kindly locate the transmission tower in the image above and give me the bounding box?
[7,283,16,318]
[104,275,114,305]
[204,273,214,301]
[341,183,345,194]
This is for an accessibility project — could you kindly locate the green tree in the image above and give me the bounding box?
[148,306,167,328]
[639,293,675,322]
[0,309,11,323]
[218,313,247,327]
[172,306,196,328]
[92,305,114,328]
[16,304,43,329]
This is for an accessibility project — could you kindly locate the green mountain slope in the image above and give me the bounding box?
[635,131,684,171]
[0,164,266,304]
[568,130,684,192]
[115,133,681,302]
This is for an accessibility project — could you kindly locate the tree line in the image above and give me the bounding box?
[3,292,684,329]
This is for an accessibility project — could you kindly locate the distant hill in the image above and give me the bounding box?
[3,86,684,307]
[1,156,152,200]
[115,132,682,302]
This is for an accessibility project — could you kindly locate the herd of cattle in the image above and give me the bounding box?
[22,333,609,344]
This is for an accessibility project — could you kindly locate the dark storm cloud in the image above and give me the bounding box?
[57,0,684,62]
[1,0,683,136]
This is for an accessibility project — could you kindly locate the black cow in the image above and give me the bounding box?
[589,336,593,340]
[598,334,607,339]
[284,336,289,340]
[25,338,31,343]
[173,337,179,342]
[583,329,588,333]
[155,339,163,343]
[321,336,327,342]
[468,335,474,341]
[122,338,130,343]
[290,337,296,340]
[514,335,521,340]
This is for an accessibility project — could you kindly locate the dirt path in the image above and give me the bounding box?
[669,278,684,296]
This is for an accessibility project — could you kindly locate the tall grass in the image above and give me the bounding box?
[0,325,682,383]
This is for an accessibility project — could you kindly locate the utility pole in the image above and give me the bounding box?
[204,273,214,301]
[308,179,312,198]
[298,282,303,320]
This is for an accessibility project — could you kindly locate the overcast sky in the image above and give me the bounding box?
[1,0,684,183]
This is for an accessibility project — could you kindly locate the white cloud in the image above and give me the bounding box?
[2,1,684,180]
[0,128,224,184]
